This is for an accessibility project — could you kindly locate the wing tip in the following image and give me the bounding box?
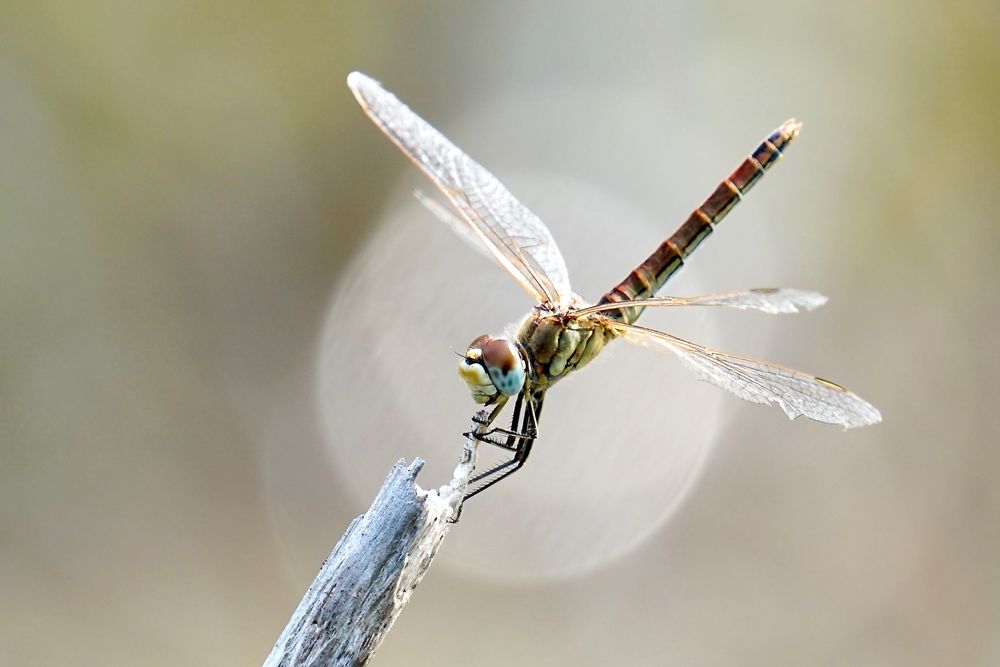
[346,70,369,89]
[772,288,828,312]
[783,405,882,430]
[804,291,829,311]
[843,407,883,430]
[346,71,380,107]
[775,387,882,430]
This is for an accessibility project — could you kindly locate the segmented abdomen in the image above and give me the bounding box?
[597,119,801,323]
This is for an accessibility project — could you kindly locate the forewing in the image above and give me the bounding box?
[348,72,573,306]
[574,288,828,317]
[607,321,881,429]
[414,189,497,265]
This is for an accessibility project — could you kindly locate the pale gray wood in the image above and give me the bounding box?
[263,414,483,667]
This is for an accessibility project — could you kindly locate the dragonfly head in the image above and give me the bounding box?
[458,335,526,404]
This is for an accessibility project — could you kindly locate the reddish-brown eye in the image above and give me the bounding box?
[467,334,490,353]
[482,338,517,373]
[480,338,525,396]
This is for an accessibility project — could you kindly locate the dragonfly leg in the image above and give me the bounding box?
[467,391,525,453]
[472,388,545,444]
[462,392,542,502]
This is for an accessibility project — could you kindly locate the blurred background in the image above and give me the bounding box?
[2,1,998,665]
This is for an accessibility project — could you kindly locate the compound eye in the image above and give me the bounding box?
[481,338,516,373]
[481,338,525,397]
[464,335,489,361]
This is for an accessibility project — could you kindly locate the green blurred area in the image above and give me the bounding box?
[1,1,998,665]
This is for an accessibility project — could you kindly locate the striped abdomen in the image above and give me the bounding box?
[597,119,802,323]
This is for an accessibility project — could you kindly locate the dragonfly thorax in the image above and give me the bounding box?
[458,335,527,404]
[516,311,612,391]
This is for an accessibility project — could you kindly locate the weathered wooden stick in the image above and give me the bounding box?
[263,413,483,667]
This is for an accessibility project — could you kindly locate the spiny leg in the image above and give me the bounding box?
[463,439,534,500]
[463,392,542,501]
[463,393,528,498]
[468,391,524,452]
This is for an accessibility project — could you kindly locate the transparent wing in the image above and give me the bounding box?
[574,288,828,317]
[414,189,496,265]
[415,190,590,306]
[605,321,881,429]
[348,72,573,307]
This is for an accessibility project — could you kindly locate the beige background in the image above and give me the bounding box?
[2,1,998,665]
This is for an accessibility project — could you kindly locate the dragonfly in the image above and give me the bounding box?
[347,71,881,501]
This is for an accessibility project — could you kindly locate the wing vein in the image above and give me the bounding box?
[604,320,881,429]
[348,72,573,306]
